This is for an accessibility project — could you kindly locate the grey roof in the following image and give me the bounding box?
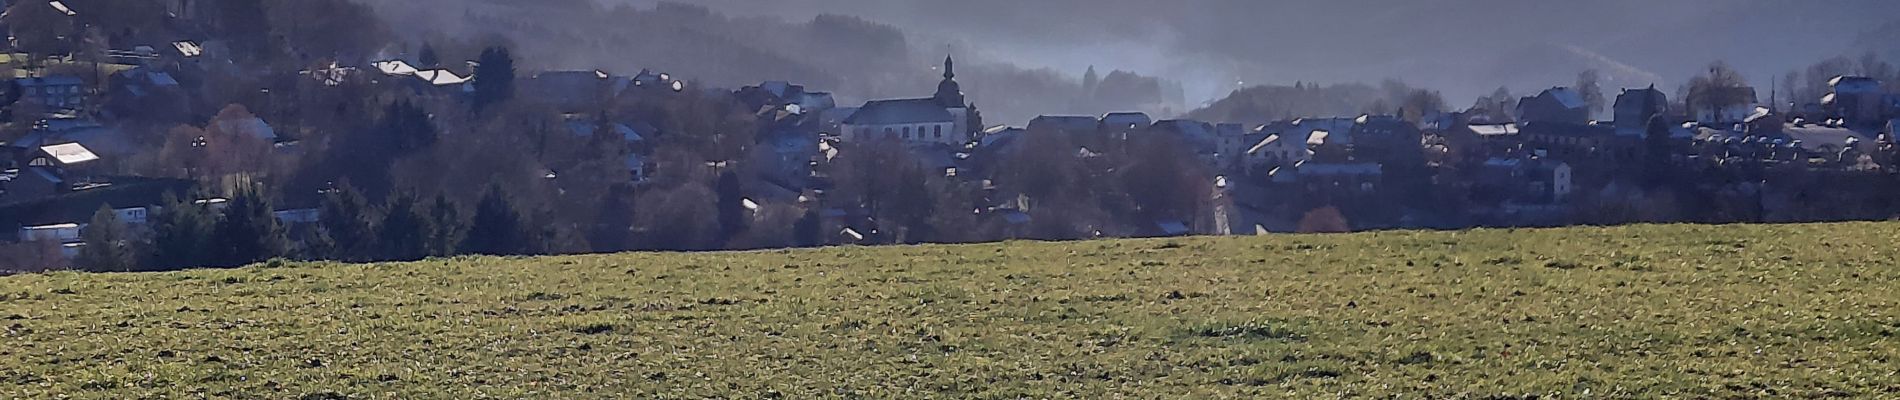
[1101,112,1153,128]
[843,98,954,125]
[1028,115,1101,132]
[14,75,84,87]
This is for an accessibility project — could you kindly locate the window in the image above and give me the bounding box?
[903,127,912,138]
[935,126,943,138]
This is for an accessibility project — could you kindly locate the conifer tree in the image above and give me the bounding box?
[77,206,137,272]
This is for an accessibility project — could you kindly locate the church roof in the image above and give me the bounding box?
[843,98,956,125]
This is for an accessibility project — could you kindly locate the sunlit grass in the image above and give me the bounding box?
[2,223,1898,398]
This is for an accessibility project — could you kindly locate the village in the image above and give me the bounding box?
[4,0,1900,272]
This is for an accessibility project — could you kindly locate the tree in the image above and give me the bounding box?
[1297,207,1351,233]
[317,183,375,261]
[426,194,465,257]
[76,206,138,272]
[212,185,289,267]
[1399,89,1447,123]
[715,170,748,244]
[793,208,823,248]
[376,193,432,261]
[150,193,217,270]
[473,46,517,112]
[2,1,77,57]
[1684,61,1751,120]
[215,0,275,62]
[418,44,442,68]
[1643,115,1675,189]
[1577,69,1606,116]
[461,185,530,256]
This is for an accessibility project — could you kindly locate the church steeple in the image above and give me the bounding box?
[934,53,965,108]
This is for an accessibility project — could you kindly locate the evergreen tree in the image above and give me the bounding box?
[716,170,748,243]
[376,193,432,261]
[418,44,441,68]
[793,208,823,248]
[1643,115,1675,189]
[216,0,274,62]
[213,185,289,267]
[426,194,465,257]
[318,183,376,261]
[150,193,216,270]
[76,206,137,272]
[473,46,517,112]
[461,186,528,256]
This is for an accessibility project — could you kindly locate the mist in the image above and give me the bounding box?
[617,0,1900,103]
[354,0,1900,122]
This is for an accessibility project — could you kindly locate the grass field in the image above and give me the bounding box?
[2,223,1898,398]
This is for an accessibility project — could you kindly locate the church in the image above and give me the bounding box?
[839,56,982,146]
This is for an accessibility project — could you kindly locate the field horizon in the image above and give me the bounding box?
[4,223,1898,398]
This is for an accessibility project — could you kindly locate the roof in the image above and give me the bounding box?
[1245,135,1282,154]
[1470,123,1520,136]
[1151,119,1213,140]
[1743,107,1776,124]
[372,60,419,76]
[1305,130,1331,146]
[843,98,954,125]
[1830,76,1882,93]
[1547,88,1586,110]
[1100,112,1153,129]
[172,41,203,58]
[39,143,99,165]
[414,70,469,86]
[49,1,76,15]
[1300,163,1382,176]
[215,117,277,142]
[1028,115,1101,132]
[1155,220,1189,236]
[15,75,84,87]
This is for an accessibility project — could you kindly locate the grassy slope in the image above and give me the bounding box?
[2,224,1898,398]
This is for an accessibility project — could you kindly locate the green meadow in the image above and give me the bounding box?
[3,224,1897,398]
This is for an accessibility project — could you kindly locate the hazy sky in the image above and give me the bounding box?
[614,0,1900,104]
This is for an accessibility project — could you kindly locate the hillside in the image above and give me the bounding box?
[3,224,1898,398]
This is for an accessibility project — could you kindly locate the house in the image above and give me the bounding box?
[212,114,278,143]
[1350,115,1424,164]
[840,56,979,146]
[1516,87,1590,125]
[1476,156,1572,205]
[28,142,98,168]
[1027,115,1101,134]
[1516,122,1632,162]
[370,60,472,94]
[9,76,86,111]
[1613,86,1669,137]
[110,67,180,98]
[564,117,646,145]
[17,223,80,243]
[1213,122,1251,168]
[1826,76,1886,125]
[0,167,64,203]
[7,117,131,156]
[624,153,650,183]
[1692,87,1760,126]
[1272,162,1383,192]
[525,70,630,113]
